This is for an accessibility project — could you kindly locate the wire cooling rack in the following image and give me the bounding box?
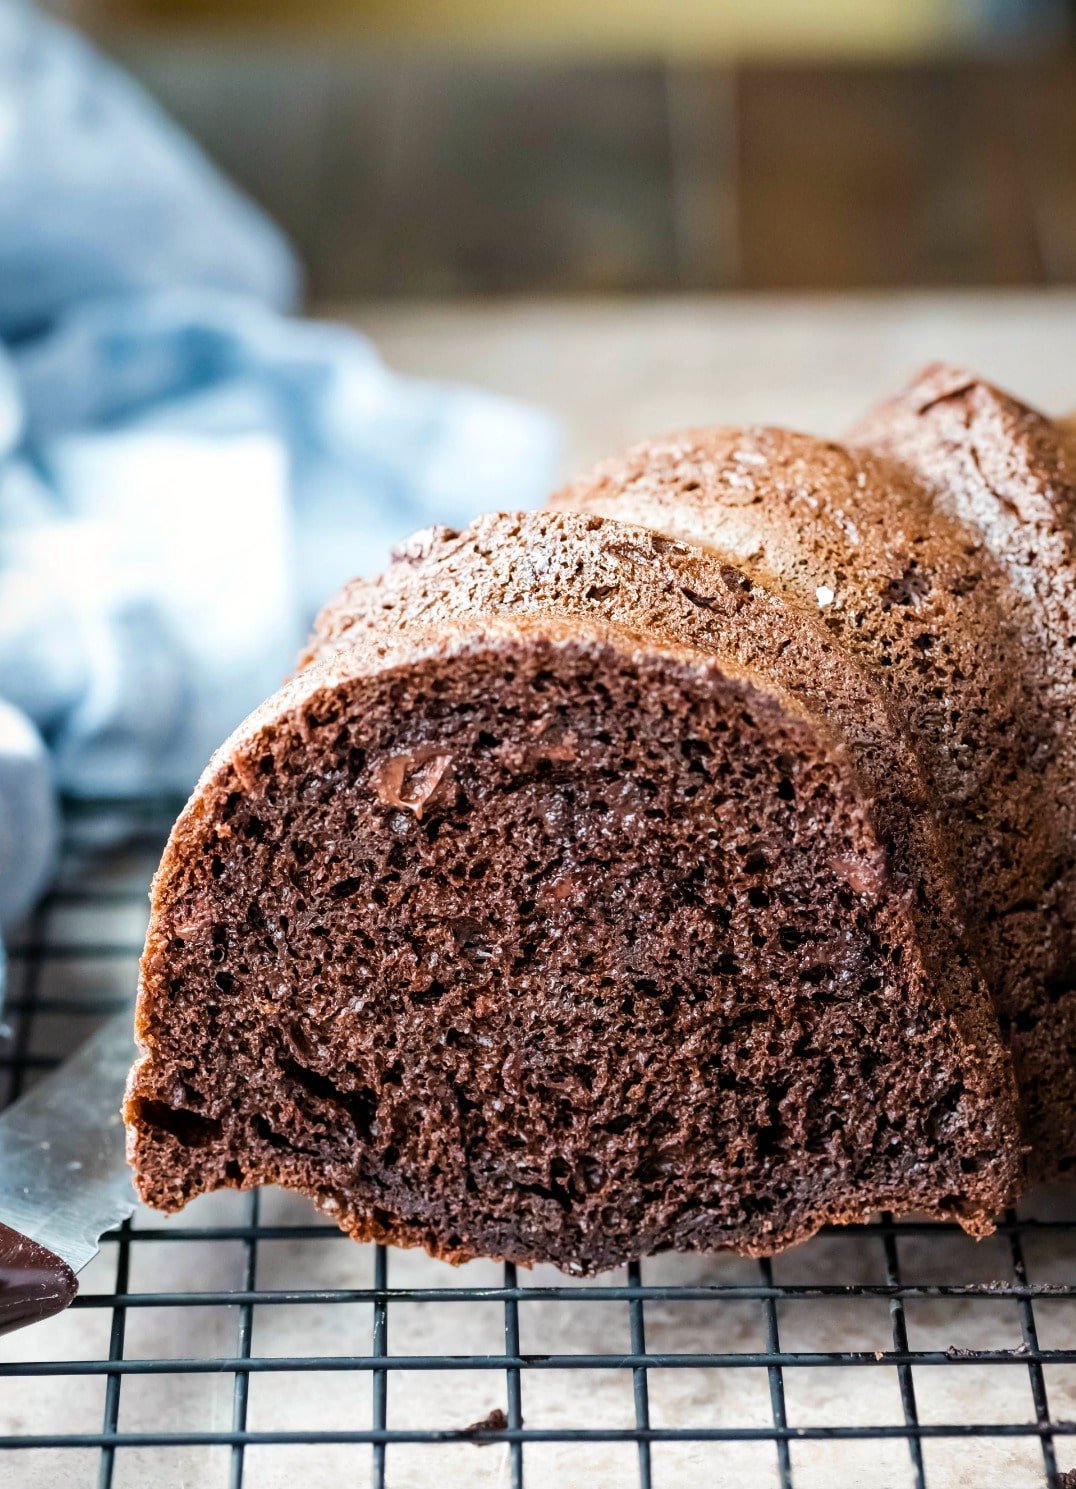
[0,799,1074,1489]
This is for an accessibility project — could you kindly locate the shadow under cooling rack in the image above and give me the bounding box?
[0,798,1074,1489]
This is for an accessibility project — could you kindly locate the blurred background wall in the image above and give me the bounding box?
[55,0,1076,299]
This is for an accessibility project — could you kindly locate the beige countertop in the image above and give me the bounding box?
[348,290,1076,474]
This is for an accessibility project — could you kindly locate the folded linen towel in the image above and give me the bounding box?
[1,289,558,798]
[0,697,57,930]
[0,0,299,338]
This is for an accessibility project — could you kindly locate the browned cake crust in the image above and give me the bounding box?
[124,365,1072,1273]
[850,366,1076,1178]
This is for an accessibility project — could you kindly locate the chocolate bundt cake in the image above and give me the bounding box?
[124,365,1074,1272]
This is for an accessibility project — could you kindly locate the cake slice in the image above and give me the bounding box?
[125,507,1021,1271]
[851,366,1076,1179]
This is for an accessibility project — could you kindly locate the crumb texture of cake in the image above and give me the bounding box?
[125,365,1075,1272]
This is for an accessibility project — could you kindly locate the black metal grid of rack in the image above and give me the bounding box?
[0,799,1074,1488]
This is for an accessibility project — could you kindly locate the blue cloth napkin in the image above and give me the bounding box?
[0,0,299,338]
[0,3,561,999]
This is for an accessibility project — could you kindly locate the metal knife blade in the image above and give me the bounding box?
[0,1011,137,1334]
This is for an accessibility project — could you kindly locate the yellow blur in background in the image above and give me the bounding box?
[91,0,977,55]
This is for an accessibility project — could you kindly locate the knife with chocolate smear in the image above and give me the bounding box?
[0,1014,136,1335]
